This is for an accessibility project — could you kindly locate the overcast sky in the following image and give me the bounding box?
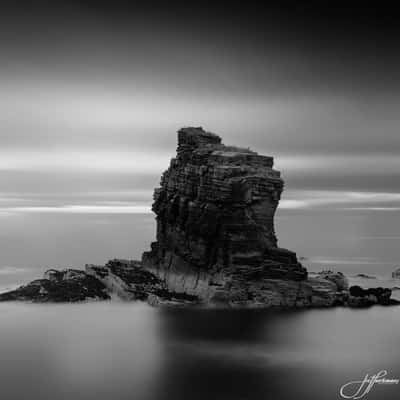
[1,2,400,216]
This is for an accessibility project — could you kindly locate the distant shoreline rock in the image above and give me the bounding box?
[354,273,377,279]
[347,286,396,307]
[0,127,398,308]
[392,268,400,279]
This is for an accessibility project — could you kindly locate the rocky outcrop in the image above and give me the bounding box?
[2,262,397,307]
[392,268,400,278]
[0,269,110,302]
[86,259,199,305]
[0,127,398,308]
[347,285,396,307]
[309,271,349,291]
[0,260,199,305]
[354,273,376,279]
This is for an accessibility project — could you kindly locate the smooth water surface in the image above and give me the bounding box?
[1,302,400,400]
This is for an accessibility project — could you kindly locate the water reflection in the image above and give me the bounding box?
[0,303,399,400]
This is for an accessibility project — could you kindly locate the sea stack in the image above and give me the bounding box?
[142,127,312,305]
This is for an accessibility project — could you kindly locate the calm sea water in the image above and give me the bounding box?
[1,303,400,400]
[1,210,400,400]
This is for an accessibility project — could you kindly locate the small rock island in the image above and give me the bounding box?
[0,127,396,307]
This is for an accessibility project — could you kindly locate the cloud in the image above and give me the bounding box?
[0,205,151,215]
[0,150,170,174]
[307,257,393,266]
[342,207,400,211]
[276,154,400,177]
[280,190,400,210]
[0,266,29,275]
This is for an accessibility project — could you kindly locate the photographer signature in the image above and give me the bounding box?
[340,370,399,399]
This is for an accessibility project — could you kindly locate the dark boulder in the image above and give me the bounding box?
[0,271,110,302]
[347,285,398,307]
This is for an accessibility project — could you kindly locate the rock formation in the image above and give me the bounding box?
[0,260,199,304]
[392,267,400,278]
[140,127,369,306]
[0,269,110,302]
[347,286,393,307]
[0,127,398,308]
[354,273,376,279]
[142,127,310,305]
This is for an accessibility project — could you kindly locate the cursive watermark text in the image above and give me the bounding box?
[340,370,399,399]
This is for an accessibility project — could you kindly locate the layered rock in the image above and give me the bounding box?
[141,127,344,306]
[86,259,199,305]
[143,127,305,279]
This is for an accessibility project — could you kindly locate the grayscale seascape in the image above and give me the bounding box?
[1,2,400,399]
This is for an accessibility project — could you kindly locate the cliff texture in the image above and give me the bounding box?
[141,127,336,306]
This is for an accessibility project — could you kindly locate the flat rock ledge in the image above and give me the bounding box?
[1,127,398,308]
[0,261,397,308]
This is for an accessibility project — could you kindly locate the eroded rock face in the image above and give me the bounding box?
[309,271,349,291]
[86,259,199,305]
[142,127,309,305]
